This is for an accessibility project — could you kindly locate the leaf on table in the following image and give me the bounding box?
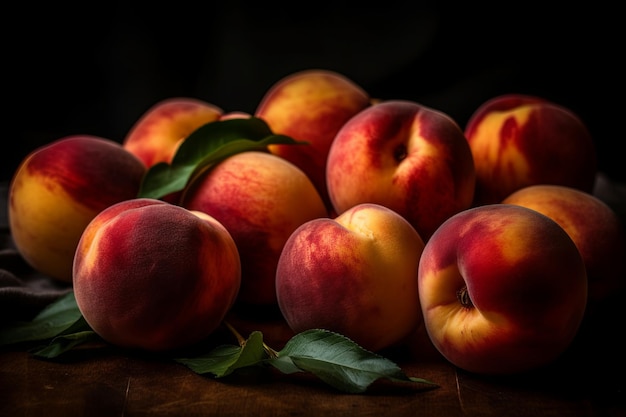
[268,329,438,394]
[0,291,83,346]
[31,315,100,358]
[137,117,306,200]
[175,330,269,378]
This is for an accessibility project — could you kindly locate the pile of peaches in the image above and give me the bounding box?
[7,69,626,375]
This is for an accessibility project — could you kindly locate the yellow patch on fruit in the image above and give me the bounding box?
[262,80,339,130]
[471,109,532,184]
[428,302,502,347]
[494,221,530,265]
[10,176,94,281]
[420,264,463,306]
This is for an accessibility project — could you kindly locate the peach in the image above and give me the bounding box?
[418,204,587,374]
[219,111,251,121]
[464,94,597,205]
[181,151,328,307]
[255,69,371,211]
[73,198,241,352]
[123,97,224,168]
[326,99,475,240]
[8,135,146,282]
[502,184,626,309]
[275,203,425,353]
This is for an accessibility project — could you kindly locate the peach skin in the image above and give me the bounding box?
[73,198,241,352]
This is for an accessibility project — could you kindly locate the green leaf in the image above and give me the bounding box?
[175,331,268,378]
[137,117,306,200]
[269,329,437,394]
[0,292,82,346]
[31,316,100,358]
[267,354,303,375]
[31,330,99,358]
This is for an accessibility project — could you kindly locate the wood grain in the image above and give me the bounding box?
[2,305,625,417]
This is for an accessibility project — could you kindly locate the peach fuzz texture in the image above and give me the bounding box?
[502,184,626,307]
[73,198,241,352]
[464,94,597,205]
[123,97,223,168]
[8,135,146,282]
[275,203,425,352]
[326,99,475,240]
[418,204,587,374]
[255,69,371,211]
[181,151,328,307]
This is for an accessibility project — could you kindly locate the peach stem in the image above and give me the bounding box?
[456,286,474,308]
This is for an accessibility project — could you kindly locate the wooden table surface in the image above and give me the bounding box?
[2,304,625,417]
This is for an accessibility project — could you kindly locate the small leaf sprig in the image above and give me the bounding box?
[175,322,436,394]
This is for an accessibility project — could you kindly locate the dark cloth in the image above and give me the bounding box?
[0,248,71,323]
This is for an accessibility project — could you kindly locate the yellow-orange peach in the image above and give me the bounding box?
[418,204,587,374]
[464,94,597,205]
[276,203,425,353]
[8,135,146,282]
[181,151,328,307]
[73,198,241,352]
[255,69,371,211]
[502,184,626,309]
[123,97,223,168]
[326,99,475,240]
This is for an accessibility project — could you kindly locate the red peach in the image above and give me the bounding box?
[73,198,241,352]
[8,135,146,282]
[181,151,328,307]
[464,94,597,205]
[275,203,426,352]
[418,204,587,374]
[326,99,475,240]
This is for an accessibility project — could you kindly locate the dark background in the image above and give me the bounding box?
[4,3,623,183]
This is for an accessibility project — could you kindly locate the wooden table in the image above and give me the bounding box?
[1,303,625,417]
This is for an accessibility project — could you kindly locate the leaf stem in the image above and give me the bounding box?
[223,321,278,359]
[223,321,246,346]
[263,342,279,359]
